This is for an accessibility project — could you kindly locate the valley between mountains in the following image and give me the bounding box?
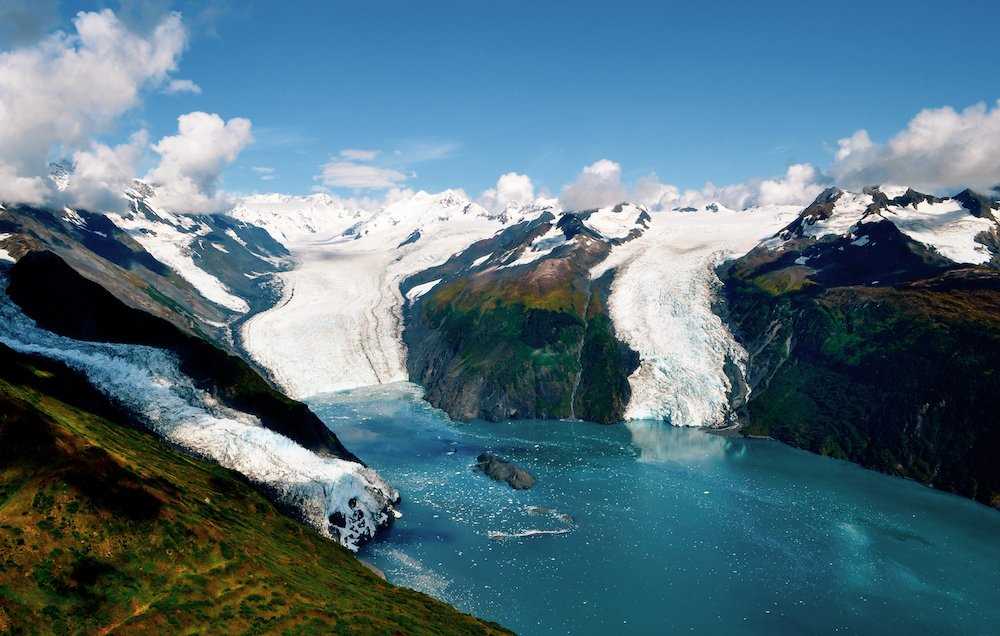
[1,175,999,631]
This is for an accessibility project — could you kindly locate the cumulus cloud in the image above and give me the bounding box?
[340,148,379,161]
[163,78,202,94]
[560,159,824,212]
[0,164,47,205]
[560,159,629,210]
[64,130,149,211]
[831,101,1000,192]
[145,111,253,213]
[315,160,408,189]
[0,8,187,206]
[756,164,825,206]
[834,129,872,161]
[478,172,535,210]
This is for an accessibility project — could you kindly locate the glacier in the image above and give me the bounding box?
[240,190,521,398]
[0,282,397,551]
[593,205,800,426]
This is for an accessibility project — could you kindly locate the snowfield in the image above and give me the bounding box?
[229,193,370,246]
[240,191,514,399]
[594,205,801,426]
[0,285,397,551]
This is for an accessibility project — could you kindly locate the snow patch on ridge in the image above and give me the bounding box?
[585,203,647,240]
[107,198,249,313]
[0,234,14,263]
[0,287,397,551]
[771,188,997,265]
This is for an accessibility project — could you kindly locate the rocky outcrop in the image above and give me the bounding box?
[475,454,535,490]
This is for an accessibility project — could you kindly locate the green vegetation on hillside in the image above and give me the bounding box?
[724,264,1000,508]
[0,344,509,635]
[409,263,637,424]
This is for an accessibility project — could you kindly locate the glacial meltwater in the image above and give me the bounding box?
[309,383,1000,635]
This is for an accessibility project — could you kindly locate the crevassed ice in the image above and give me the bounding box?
[599,207,800,426]
[240,194,511,398]
[0,287,397,551]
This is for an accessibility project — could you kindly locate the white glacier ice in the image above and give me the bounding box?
[595,205,801,426]
[240,190,522,398]
[0,285,397,551]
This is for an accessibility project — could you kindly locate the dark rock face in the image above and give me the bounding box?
[475,454,535,490]
[719,192,1000,508]
[7,251,359,462]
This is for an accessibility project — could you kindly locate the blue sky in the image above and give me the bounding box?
[6,0,1000,202]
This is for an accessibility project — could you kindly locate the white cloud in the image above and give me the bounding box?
[561,160,824,212]
[835,129,872,161]
[392,140,460,163]
[164,78,202,95]
[315,160,408,190]
[65,129,149,210]
[831,100,1000,192]
[560,159,628,210]
[478,172,535,210]
[0,162,47,205]
[340,148,379,161]
[755,163,825,207]
[0,8,187,206]
[145,111,253,213]
[632,174,680,210]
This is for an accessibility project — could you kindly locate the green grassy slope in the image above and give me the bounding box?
[0,344,509,635]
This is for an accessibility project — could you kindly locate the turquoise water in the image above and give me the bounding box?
[310,384,1000,635]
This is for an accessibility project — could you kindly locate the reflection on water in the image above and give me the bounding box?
[625,419,741,463]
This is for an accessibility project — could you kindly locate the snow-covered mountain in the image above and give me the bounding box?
[763,185,1000,266]
[229,192,371,246]
[5,177,999,511]
[106,181,292,316]
[719,185,1000,509]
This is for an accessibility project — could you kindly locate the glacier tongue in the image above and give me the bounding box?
[598,206,800,426]
[240,191,524,398]
[0,286,397,551]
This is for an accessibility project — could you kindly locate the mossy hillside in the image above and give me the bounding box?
[0,345,509,635]
[724,267,1000,508]
[423,275,587,419]
[412,261,638,424]
[573,282,639,424]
